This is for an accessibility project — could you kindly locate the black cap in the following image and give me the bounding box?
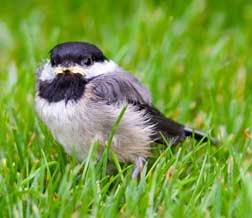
[50,41,107,67]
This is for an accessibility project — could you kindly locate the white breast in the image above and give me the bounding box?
[35,97,94,160]
[35,96,155,163]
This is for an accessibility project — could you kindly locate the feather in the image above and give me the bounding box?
[89,73,218,145]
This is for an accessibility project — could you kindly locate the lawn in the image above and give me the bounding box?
[0,0,252,217]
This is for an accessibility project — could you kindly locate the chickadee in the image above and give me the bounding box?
[35,42,217,178]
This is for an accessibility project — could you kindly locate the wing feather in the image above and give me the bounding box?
[88,72,186,145]
[89,71,152,105]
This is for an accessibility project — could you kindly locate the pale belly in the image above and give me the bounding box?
[35,98,98,160]
[35,96,154,163]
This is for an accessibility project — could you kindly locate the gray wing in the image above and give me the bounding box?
[88,71,186,145]
[88,71,152,105]
[87,70,216,146]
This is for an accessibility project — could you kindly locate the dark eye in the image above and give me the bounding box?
[81,56,93,66]
[51,58,56,66]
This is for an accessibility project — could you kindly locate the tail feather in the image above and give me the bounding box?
[183,126,219,144]
[132,102,219,145]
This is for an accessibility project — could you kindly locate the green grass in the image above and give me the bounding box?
[0,0,252,217]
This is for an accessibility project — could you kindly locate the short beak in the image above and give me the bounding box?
[54,66,86,76]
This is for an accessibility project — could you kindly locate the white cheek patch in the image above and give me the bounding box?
[39,60,56,81]
[85,60,118,79]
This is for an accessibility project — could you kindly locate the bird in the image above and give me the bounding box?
[35,41,218,178]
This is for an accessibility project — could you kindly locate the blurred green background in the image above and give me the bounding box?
[0,0,252,217]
